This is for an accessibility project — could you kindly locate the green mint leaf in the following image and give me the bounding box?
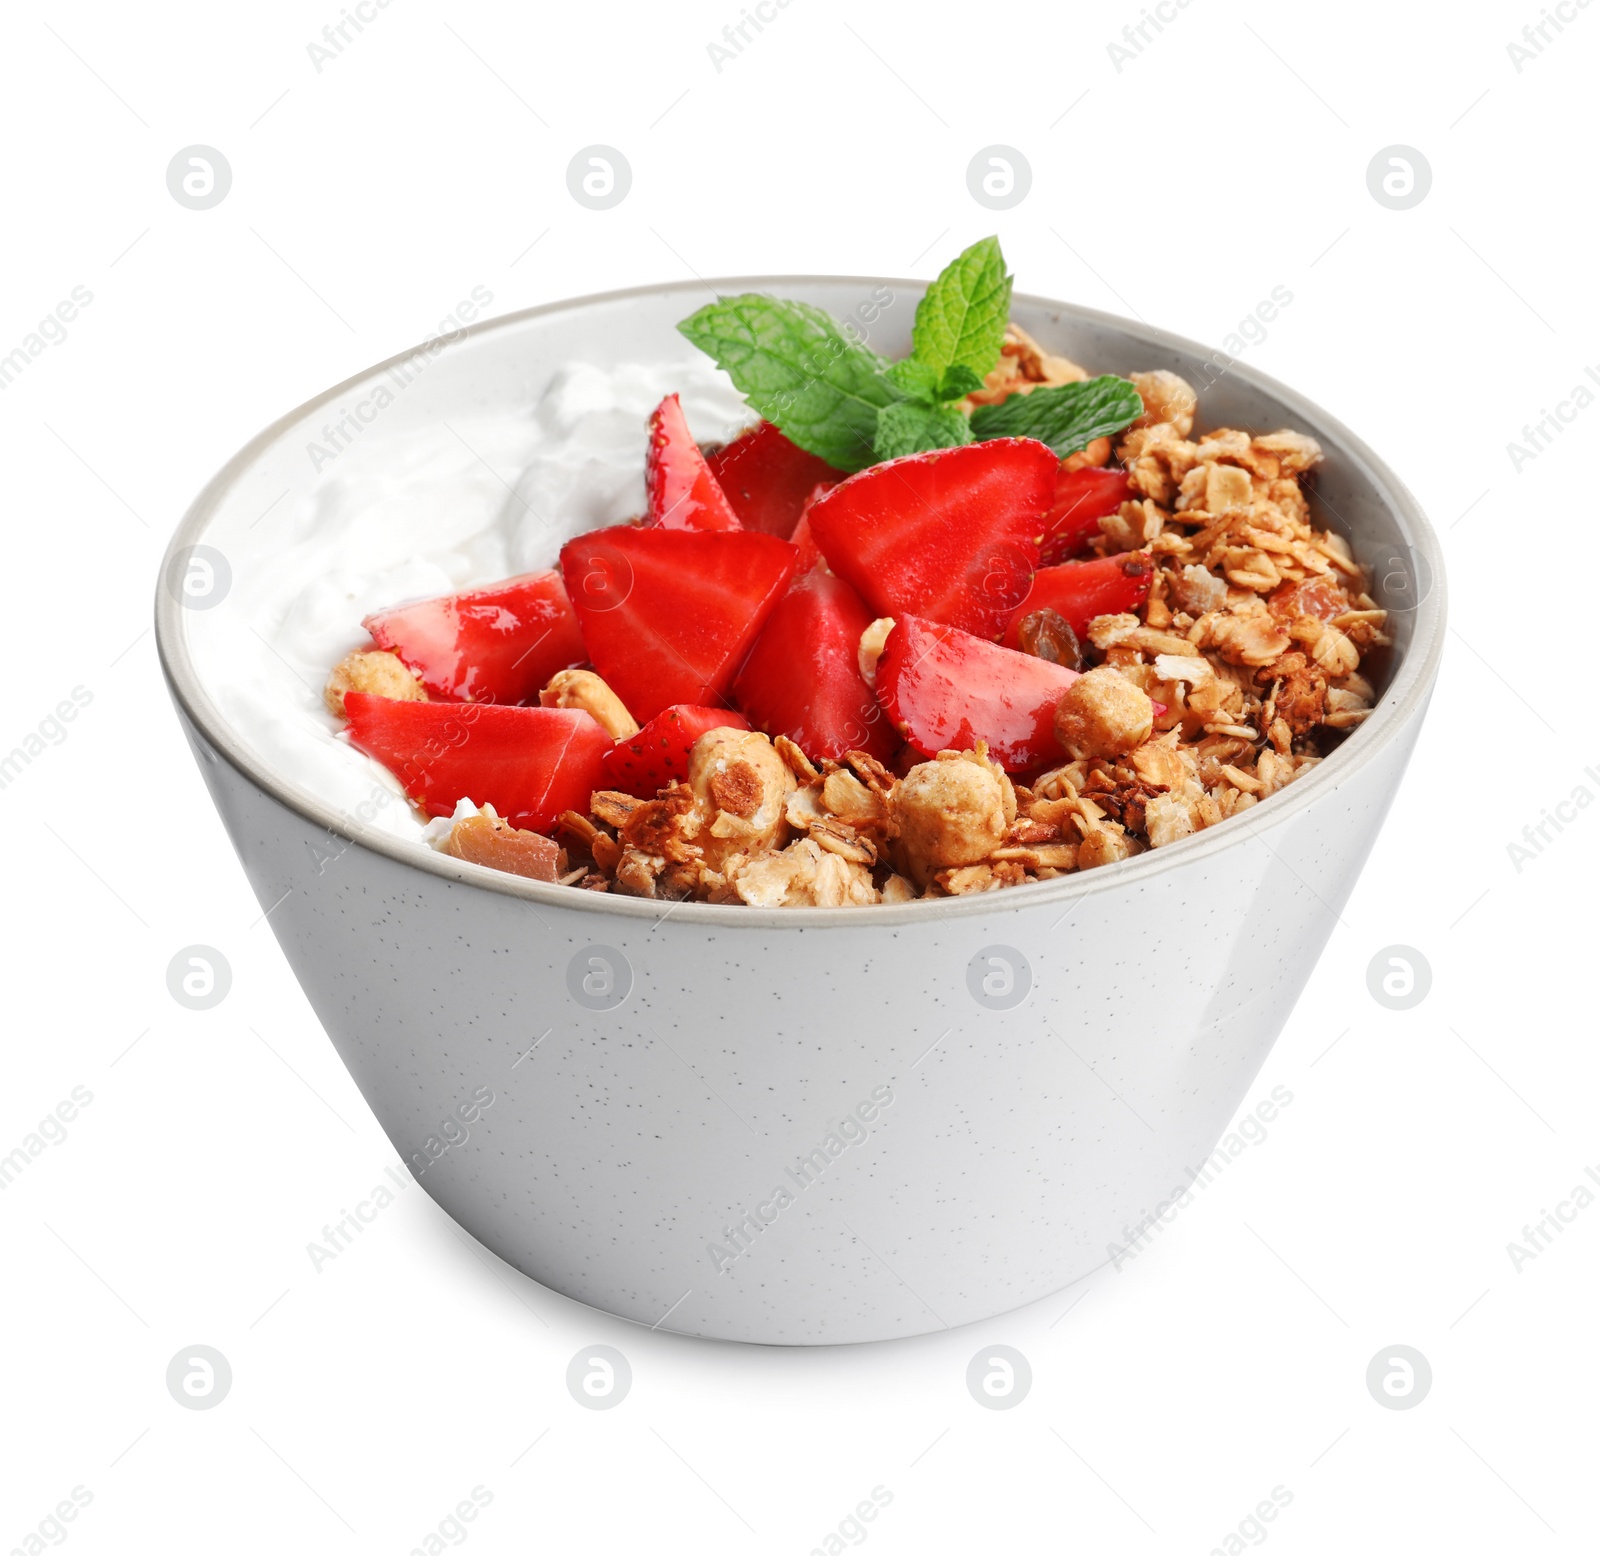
[872,401,975,461]
[937,364,985,401]
[969,375,1144,457]
[909,235,1012,385]
[883,357,941,404]
[883,359,986,405]
[677,295,903,472]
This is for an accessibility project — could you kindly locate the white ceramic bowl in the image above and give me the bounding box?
[156,279,1445,1344]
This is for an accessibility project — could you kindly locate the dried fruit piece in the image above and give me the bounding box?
[1002,553,1153,648]
[1268,575,1349,624]
[442,811,566,882]
[1015,609,1082,669]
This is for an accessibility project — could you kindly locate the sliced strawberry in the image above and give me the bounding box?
[1040,465,1133,565]
[733,571,896,762]
[344,695,610,833]
[806,438,1057,640]
[363,570,585,705]
[877,615,1081,772]
[601,704,751,797]
[1002,554,1154,648]
[646,394,742,533]
[704,421,842,539]
[560,525,797,722]
[789,510,822,576]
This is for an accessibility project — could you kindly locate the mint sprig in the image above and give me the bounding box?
[676,295,903,471]
[906,233,1011,389]
[873,401,973,461]
[884,358,985,405]
[969,376,1145,458]
[676,237,1146,470]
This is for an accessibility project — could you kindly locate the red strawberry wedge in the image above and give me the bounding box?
[1001,553,1155,647]
[645,394,743,533]
[806,438,1058,640]
[733,571,897,762]
[788,511,822,576]
[560,525,797,722]
[363,570,586,705]
[1040,465,1133,565]
[343,695,610,833]
[601,705,751,797]
[877,616,1082,772]
[704,421,842,539]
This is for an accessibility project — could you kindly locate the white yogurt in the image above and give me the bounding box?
[186,359,751,842]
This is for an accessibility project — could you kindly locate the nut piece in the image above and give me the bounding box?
[1053,668,1154,761]
[858,618,896,686]
[686,727,795,869]
[324,649,428,718]
[539,669,639,740]
[889,749,1010,889]
[1130,369,1197,437]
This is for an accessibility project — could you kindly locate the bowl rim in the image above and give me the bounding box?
[155,274,1447,930]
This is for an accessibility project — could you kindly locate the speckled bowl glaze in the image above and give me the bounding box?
[157,279,1445,1344]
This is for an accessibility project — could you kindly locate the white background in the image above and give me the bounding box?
[2,1,1596,1551]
